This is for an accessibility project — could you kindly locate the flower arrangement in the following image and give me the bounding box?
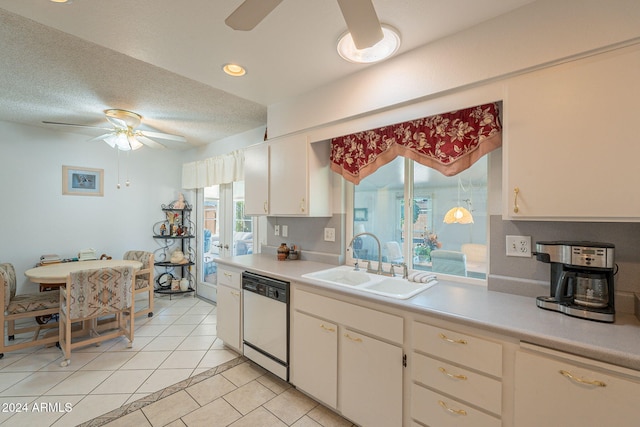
[424,231,442,251]
[415,231,442,262]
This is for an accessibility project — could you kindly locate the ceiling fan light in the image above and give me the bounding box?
[223,63,247,77]
[127,134,144,150]
[114,133,131,151]
[337,24,400,64]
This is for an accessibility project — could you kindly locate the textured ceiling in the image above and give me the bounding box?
[0,0,534,149]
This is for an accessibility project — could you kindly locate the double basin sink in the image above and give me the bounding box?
[301,265,437,300]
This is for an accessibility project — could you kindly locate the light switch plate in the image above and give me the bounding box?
[274,225,280,236]
[282,225,288,238]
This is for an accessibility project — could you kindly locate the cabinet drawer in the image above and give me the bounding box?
[295,289,403,344]
[515,349,640,427]
[218,267,241,289]
[411,384,501,427]
[413,352,501,415]
[413,321,502,377]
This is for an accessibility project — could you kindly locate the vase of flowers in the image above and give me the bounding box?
[416,231,442,262]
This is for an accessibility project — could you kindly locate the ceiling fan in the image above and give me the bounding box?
[225,0,384,49]
[43,109,187,151]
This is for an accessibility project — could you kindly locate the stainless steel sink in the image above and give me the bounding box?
[301,266,437,299]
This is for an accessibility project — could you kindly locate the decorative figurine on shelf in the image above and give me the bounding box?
[174,193,186,209]
[160,223,167,236]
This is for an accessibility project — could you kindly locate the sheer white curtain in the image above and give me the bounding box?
[182,150,244,189]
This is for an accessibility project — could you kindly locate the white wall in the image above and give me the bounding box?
[267,0,640,139]
[0,121,185,294]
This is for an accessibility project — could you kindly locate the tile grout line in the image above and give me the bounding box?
[78,356,246,427]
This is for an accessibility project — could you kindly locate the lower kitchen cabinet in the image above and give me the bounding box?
[216,267,242,352]
[291,287,404,427]
[514,344,640,427]
[339,328,403,427]
[411,320,503,426]
[291,310,337,408]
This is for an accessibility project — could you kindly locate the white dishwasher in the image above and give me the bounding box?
[242,271,289,381]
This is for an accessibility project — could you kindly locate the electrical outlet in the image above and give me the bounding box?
[506,235,531,257]
[324,227,335,242]
[274,225,280,236]
[282,225,288,238]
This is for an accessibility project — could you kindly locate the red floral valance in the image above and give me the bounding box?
[330,102,502,184]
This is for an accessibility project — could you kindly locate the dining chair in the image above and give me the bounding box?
[430,250,468,276]
[58,266,134,367]
[123,250,155,317]
[0,263,60,359]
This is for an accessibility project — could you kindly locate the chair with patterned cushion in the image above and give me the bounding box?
[123,250,155,317]
[0,263,60,359]
[59,266,134,367]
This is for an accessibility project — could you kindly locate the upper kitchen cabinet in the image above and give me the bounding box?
[244,144,270,215]
[268,135,332,217]
[503,44,640,221]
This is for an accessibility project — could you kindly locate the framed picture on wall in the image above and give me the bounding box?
[354,208,368,221]
[62,165,104,197]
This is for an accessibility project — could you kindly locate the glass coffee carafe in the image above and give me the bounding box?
[573,272,609,308]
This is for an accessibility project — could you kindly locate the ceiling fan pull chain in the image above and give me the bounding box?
[126,150,131,187]
[116,149,121,189]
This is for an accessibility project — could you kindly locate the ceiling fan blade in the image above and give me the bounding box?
[225,0,283,30]
[42,121,113,132]
[140,130,187,143]
[87,132,116,143]
[136,134,167,150]
[105,115,128,129]
[337,0,383,49]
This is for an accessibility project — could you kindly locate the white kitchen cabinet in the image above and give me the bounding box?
[339,328,403,427]
[504,44,640,221]
[291,310,338,408]
[291,287,403,427]
[244,143,270,215]
[268,135,332,217]
[216,267,242,352]
[411,321,503,426]
[514,344,640,427]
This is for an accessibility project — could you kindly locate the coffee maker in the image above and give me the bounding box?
[534,241,615,322]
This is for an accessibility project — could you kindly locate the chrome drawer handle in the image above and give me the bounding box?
[439,367,467,380]
[438,400,467,416]
[320,324,335,332]
[559,370,606,387]
[438,333,467,345]
[344,333,363,343]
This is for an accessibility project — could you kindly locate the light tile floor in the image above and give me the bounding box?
[0,294,239,426]
[1,294,355,427]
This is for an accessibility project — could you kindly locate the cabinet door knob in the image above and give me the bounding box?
[438,400,467,416]
[513,187,520,213]
[559,370,606,387]
[438,333,467,345]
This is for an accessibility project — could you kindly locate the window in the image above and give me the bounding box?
[349,156,488,280]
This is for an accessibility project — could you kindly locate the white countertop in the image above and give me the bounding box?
[217,254,640,371]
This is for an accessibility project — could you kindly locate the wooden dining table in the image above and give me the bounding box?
[24,258,143,327]
[25,259,143,287]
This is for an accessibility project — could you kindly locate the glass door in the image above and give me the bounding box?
[197,181,253,302]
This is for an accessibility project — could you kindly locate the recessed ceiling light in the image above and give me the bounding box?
[50,0,72,3]
[337,24,401,64]
[223,63,247,77]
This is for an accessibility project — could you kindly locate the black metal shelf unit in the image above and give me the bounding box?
[153,202,196,298]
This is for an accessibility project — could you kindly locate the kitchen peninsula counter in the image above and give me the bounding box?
[216,253,640,371]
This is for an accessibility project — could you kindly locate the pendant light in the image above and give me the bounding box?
[443,177,474,224]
